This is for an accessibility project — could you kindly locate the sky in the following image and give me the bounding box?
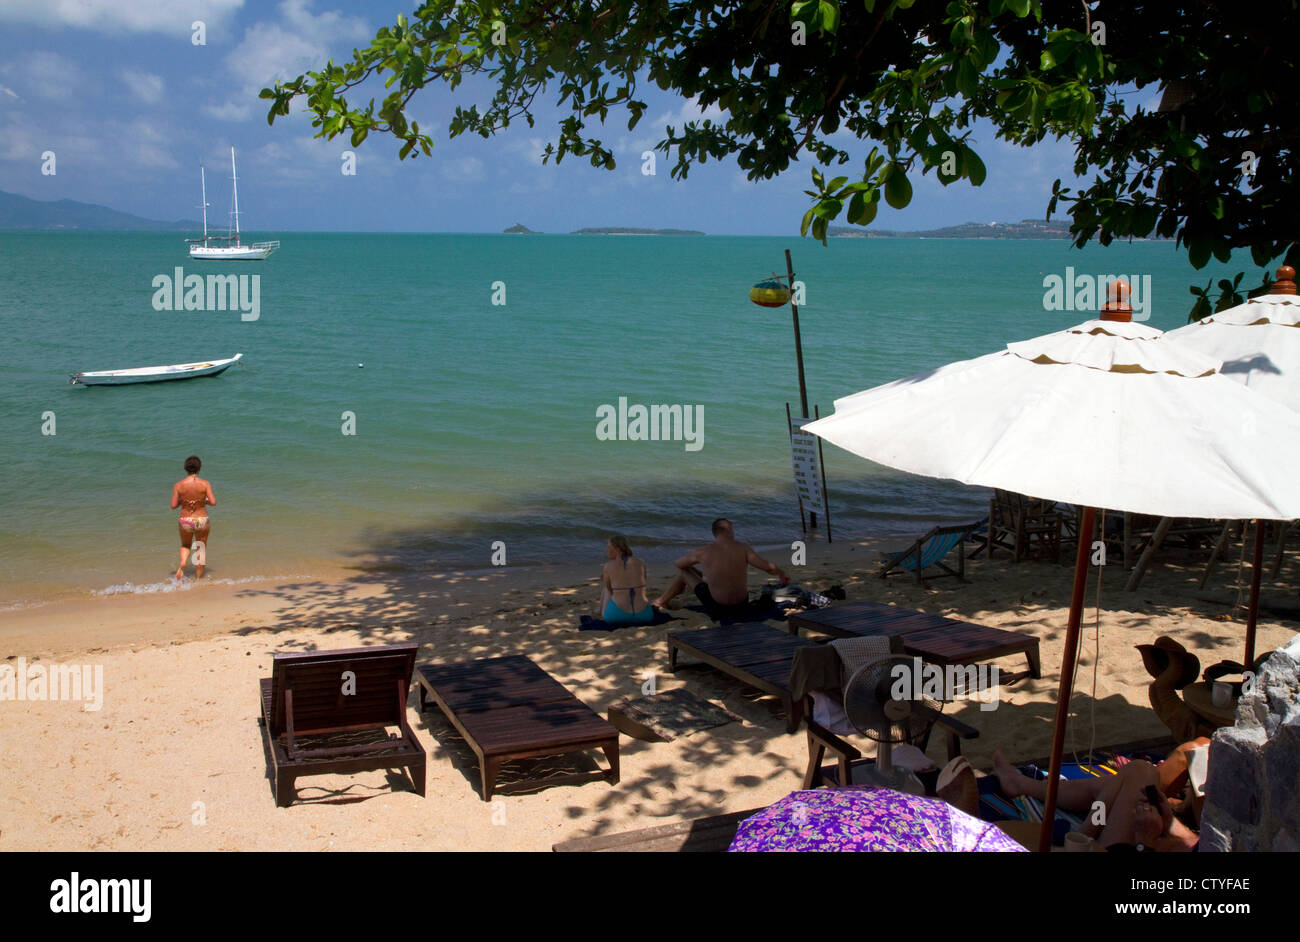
[0,0,1162,235]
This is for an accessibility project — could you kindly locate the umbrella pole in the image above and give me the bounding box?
[1245,520,1265,667]
[1038,504,1097,853]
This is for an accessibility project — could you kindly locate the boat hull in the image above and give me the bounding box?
[189,241,279,260]
[71,355,242,386]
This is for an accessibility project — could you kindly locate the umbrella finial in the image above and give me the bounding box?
[1100,279,1132,321]
[1271,265,1297,295]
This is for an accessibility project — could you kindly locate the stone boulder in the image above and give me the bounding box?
[1200,634,1300,851]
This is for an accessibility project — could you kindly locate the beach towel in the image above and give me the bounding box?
[607,688,743,741]
[579,610,677,631]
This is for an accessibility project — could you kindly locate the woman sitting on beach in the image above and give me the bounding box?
[599,535,657,625]
[170,455,216,581]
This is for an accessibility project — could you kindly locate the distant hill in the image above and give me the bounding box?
[830,219,1083,240]
[0,189,200,231]
[572,227,705,236]
[503,222,538,233]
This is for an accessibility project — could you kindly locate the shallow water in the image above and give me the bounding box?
[0,231,1239,603]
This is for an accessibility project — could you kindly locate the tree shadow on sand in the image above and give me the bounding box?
[228,516,1297,840]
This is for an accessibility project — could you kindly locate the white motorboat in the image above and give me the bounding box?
[188,148,278,260]
[70,354,243,386]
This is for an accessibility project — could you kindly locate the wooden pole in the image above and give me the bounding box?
[1245,520,1265,667]
[787,402,807,535]
[785,250,813,529]
[815,403,832,543]
[1039,505,1097,853]
[1125,516,1173,591]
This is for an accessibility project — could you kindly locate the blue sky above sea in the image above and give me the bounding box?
[0,0,1165,235]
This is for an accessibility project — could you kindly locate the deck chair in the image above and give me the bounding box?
[878,523,974,585]
[258,643,426,807]
[791,643,979,790]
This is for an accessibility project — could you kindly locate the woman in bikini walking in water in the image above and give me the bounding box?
[171,455,216,580]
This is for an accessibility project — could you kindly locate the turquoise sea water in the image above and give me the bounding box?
[0,231,1240,604]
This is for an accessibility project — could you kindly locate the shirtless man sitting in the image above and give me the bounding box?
[652,518,789,621]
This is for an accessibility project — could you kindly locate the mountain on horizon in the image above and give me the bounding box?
[0,189,200,231]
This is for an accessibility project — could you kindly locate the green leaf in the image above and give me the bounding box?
[1188,237,1211,269]
[963,149,986,186]
[1006,0,1031,16]
[818,0,840,33]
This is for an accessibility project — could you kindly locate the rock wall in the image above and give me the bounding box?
[1200,634,1300,852]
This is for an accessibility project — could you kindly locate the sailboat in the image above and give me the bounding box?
[188,147,279,260]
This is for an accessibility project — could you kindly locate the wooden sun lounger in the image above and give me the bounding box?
[415,655,619,800]
[552,807,763,852]
[787,600,1041,684]
[666,622,821,732]
[258,643,426,807]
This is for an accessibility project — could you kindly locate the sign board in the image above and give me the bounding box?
[789,416,826,517]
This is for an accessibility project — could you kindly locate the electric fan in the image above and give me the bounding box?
[842,655,945,794]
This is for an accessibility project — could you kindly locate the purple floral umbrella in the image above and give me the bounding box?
[728,787,1026,853]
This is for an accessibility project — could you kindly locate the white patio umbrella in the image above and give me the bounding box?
[1164,265,1300,410]
[1162,265,1300,666]
[803,294,1300,851]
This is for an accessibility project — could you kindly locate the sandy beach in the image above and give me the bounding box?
[2,536,1296,852]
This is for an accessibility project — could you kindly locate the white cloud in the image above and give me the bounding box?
[201,0,371,123]
[622,96,724,156]
[202,101,252,121]
[226,0,369,98]
[113,118,180,170]
[7,51,85,101]
[0,0,243,34]
[440,156,484,181]
[119,69,164,104]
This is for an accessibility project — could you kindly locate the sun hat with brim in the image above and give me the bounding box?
[1135,636,1201,689]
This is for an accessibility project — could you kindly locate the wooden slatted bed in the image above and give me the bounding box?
[415,655,620,800]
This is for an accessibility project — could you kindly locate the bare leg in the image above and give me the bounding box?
[653,567,702,609]
[194,524,210,578]
[177,526,192,580]
[1091,761,1165,847]
[992,746,1106,811]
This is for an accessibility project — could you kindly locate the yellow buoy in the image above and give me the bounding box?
[749,279,790,307]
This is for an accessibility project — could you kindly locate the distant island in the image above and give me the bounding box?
[828,218,1170,241]
[572,227,705,236]
[503,223,537,233]
[0,189,199,231]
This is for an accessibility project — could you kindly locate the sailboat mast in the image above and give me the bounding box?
[200,166,208,243]
[230,146,241,246]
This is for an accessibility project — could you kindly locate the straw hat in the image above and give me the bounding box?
[1135,636,1201,689]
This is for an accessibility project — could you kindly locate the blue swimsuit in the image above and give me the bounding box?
[605,557,656,624]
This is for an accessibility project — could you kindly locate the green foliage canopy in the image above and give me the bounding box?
[262,0,1299,317]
